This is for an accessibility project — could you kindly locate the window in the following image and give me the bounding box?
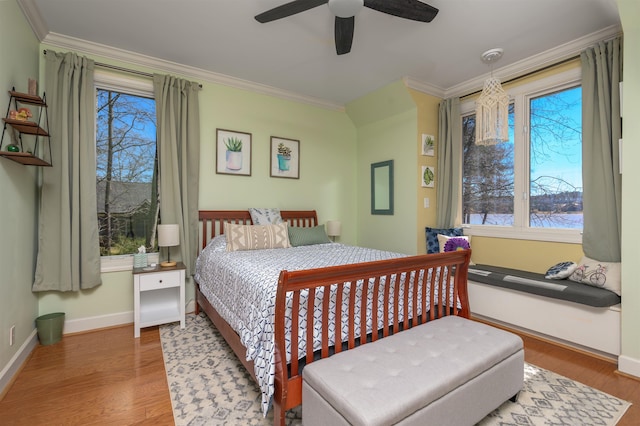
[461,67,582,243]
[95,72,159,270]
[528,86,582,229]
[462,105,515,227]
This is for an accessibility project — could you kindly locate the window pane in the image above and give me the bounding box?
[96,89,158,256]
[462,105,515,226]
[529,86,582,229]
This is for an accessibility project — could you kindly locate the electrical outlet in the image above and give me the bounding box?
[9,325,15,346]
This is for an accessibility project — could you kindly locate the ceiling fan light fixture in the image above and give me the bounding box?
[328,0,364,18]
[475,48,510,146]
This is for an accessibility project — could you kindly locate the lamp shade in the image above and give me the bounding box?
[326,220,342,237]
[157,224,179,247]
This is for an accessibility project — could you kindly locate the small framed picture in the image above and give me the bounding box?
[270,136,300,179]
[421,134,435,156]
[216,129,252,176]
[422,166,435,188]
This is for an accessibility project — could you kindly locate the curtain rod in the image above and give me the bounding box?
[43,50,202,88]
[461,54,580,99]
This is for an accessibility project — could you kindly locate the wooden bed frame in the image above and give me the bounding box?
[194,210,472,425]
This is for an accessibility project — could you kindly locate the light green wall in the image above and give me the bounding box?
[198,83,357,231]
[618,0,640,363]
[36,51,358,322]
[38,271,133,320]
[4,0,639,381]
[0,0,40,376]
[348,81,418,254]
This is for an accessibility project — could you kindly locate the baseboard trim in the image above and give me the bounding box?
[0,330,38,398]
[63,311,133,335]
[618,355,640,379]
[471,314,619,363]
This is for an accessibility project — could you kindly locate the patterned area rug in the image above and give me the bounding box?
[160,313,630,425]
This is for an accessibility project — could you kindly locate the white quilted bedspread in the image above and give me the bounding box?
[194,236,408,415]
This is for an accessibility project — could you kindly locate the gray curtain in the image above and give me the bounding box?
[581,37,622,262]
[436,97,462,228]
[153,75,200,276]
[33,52,102,292]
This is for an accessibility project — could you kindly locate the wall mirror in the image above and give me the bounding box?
[371,160,394,215]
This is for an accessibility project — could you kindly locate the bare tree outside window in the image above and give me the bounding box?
[96,89,158,256]
[529,86,582,228]
[462,105,515,226]
[462,85,582,230]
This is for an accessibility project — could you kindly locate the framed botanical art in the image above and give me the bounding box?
[216,129,252,176]
[421,134,435,156]
[422,166,435,188]
[270,136,300,179]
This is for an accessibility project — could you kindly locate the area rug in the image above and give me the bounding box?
[160,313,630,425]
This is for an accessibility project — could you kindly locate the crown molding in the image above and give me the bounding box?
[40,33,345,112]
[18,0,621,109]
[17,0,48,41]
[403,77,446,99]
[443,24,622,99]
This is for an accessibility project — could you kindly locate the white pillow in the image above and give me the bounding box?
[568,256,621,295]
[248,208,284,225]
[225,223,290,252]
[544,261,578,280]
[437,234,471,253]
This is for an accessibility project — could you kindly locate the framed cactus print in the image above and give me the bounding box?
[270,136,299,179]
[216,129,252,176]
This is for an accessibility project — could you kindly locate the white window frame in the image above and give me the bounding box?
[460,67,582,244]
[95,70,159,272]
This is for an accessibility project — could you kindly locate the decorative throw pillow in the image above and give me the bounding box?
[248,208,284,225]
[568,256,621,295]
[425,227,463,254]
[288,225,332,247]
[225,223,290,252]
[437,234,471,253]
[439,235,471,252]
[544,261,578,279]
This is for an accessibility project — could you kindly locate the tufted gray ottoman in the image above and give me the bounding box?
[302,316,523,426]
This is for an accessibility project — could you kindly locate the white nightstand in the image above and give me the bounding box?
[133,262,186,338]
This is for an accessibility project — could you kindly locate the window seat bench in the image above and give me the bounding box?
[467,264,621,358]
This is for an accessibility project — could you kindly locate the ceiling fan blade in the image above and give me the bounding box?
[335,16,355,55]
[255,0,328,23]
[364,0,438,22]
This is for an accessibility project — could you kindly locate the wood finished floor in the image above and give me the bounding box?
[0,317,638,425]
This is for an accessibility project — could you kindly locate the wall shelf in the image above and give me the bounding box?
[2,118,49,136]
[1,89,52,167]
[0,151,51,166]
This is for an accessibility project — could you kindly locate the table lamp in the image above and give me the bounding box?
[326,220,341,242]
[158,224,179,267]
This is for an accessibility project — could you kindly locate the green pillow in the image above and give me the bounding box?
[288,225,332,247]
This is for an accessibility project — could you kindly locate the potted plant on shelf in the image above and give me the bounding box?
[225,137,243,170]
[277,142,291,171]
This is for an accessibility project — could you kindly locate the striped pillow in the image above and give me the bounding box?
[225,223,290,252]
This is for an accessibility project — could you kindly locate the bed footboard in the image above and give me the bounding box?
[271,249,471,425]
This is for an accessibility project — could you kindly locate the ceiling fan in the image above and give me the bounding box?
[255,0,439,55]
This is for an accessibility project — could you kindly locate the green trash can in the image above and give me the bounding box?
[36,312,65,345]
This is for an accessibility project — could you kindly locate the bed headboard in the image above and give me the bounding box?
[198,210,319,252]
